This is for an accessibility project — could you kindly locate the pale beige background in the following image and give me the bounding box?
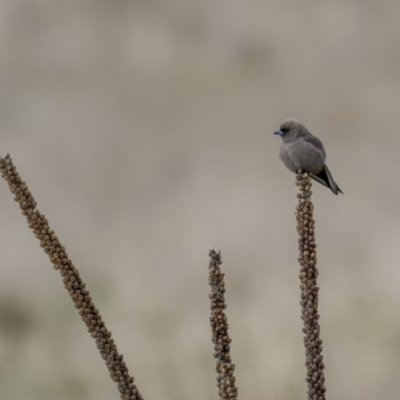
[1,1,400,399]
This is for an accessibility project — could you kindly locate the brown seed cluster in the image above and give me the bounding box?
[295,170,326,400]
[208,249,238,399]
[0,154,143,400]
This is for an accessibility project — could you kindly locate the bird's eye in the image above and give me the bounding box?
[280,128,288,134]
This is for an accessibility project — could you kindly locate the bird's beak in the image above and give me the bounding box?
[274,129,283,136]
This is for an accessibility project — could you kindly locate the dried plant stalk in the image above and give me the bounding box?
[295,170,326,400]
[208,249,238,400]
[0,154,143,400]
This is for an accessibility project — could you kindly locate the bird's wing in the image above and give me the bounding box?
[304,136,326,157]
[311,165,343,195]
[310,171,331,189]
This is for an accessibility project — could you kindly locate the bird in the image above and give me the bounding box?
[274,119,343,195]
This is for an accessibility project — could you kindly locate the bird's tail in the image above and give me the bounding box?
[311,165,343,195]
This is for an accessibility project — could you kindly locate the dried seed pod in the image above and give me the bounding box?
[0,154,143,400]
[295,170,326,400]
[208,249,238,400]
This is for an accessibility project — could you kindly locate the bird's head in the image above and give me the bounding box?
[274,119,307,142]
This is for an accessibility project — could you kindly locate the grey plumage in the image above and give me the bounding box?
[274,119,343,195]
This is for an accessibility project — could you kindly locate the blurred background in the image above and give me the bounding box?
[1,1,400,399]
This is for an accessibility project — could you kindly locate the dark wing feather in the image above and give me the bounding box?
[311,165,343,195]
